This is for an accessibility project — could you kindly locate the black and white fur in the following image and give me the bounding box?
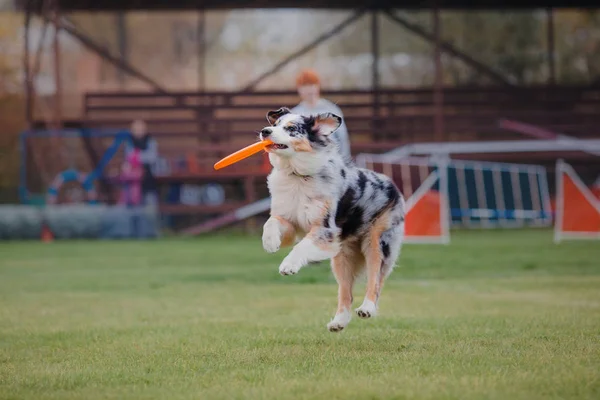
[260,107,405,332]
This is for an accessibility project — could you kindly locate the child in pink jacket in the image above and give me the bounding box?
[118,149,143,206]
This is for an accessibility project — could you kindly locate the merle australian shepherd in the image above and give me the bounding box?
[259,107,405,332]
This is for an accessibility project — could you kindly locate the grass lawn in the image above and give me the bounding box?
[1,229,599,400]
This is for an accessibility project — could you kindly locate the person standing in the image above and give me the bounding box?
[125,119,158,207]
[291,69,352,163]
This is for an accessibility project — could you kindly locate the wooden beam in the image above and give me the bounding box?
[384,10,514,87]
[242,10,366,91]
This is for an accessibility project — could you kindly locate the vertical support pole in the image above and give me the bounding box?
[52,5,62,131]
[371,10,380,141]
[432,4,444,142]
[195,8,207,162]
[23,0,32,127]
[438,156,451,244]
[554,160,565,244]
[547,7,556,85]
[197,9,206,90]
[116,12,128,87]
[540,166,553,226]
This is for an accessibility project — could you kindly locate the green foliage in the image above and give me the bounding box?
[0,230,599,399]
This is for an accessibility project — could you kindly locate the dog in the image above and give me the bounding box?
[260,107,405,332]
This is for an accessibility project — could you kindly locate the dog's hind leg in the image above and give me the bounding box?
[356,209,404,319]
[327,244,363,332]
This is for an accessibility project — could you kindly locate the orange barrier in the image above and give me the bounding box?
[554,161,600,242]
[405,190,442,239]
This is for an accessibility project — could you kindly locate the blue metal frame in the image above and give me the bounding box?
[19,128,132,204]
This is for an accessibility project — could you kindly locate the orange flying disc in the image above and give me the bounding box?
[214,139,273,170]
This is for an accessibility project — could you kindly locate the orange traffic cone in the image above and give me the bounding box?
[41,224,54,243]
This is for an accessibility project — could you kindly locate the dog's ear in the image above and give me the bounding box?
[266,107,291,126]
[313,113,342,136]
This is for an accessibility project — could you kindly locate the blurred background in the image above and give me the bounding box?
[2,3,600,398]
[0,0,599,237]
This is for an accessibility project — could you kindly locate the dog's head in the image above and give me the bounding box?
[259,107,342,157]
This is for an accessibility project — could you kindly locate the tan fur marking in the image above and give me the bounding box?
[290,137,312,152]
[273,216,296,248]
[364,210,391,303]
[331,251,355,314]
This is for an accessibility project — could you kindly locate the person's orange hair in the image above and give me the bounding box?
[296,69,321,87]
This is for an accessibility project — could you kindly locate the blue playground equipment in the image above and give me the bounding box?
[19,128,131,204]
[46,169,98,204]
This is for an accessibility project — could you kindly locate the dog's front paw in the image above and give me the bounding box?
[355,300,377,319]
[262,220,281,253]
[278,257,302,276]
[262,230,281,254]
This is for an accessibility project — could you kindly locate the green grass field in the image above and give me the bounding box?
[1,230,599,400]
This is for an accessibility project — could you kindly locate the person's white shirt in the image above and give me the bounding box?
[291,98,352,163]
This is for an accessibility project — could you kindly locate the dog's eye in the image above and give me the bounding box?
[284,126,297,133]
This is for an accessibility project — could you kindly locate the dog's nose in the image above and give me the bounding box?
[261,128,272,137]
